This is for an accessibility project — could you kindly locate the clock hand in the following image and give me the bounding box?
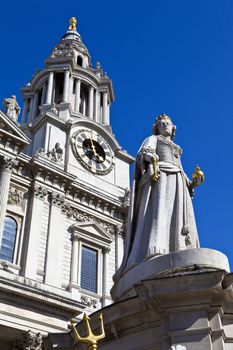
[89,133,97,156]
[88,132,104,163]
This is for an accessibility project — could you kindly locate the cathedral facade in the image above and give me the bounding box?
[0,18,133,349]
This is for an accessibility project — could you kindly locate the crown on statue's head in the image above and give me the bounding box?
[155,113,171,122]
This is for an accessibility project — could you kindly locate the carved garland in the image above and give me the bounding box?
[31,185,124,236]
[62,202,116,237]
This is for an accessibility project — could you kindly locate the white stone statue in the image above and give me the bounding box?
[47,142,63,162]
[115,114,204,279]
[3,95,21,122]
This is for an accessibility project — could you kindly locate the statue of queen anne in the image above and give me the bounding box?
[115,114,204,280]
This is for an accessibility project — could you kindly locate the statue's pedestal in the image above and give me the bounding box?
[111,248,230,302]
[45,249,233,350]
[99,267,233,350]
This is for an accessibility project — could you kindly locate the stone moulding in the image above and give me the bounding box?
[111,248,230,302]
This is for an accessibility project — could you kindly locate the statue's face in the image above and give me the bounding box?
[156,118,173,137]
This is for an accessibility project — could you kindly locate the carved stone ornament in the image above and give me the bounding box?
[11,330,43,350]
[49,103,58,116]
[47,142,64,163]
[50,43,74,59]
[50,192,65,207]
[103,246,111,254]
[80,295,98,309]
[62,203,115,236]
[115,223,125,237]
[33,185,48,200]
[0,156,14,172]
[121,187,130,209]
[8,186,24,207]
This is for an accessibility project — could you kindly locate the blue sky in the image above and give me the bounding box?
[1,1,233,267]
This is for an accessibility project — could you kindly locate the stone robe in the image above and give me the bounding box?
[115,134,199,280]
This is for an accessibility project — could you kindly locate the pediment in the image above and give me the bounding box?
[0,110,31,146]
[70,221,113,246]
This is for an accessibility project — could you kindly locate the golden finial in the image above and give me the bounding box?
[70,312,105,350]
[69,17,77,31]
[192,165,205,187]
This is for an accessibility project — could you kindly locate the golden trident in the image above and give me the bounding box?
[70,313,105,350]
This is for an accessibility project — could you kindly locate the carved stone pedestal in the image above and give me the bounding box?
[111,248,230,302]
[45,264,233,349]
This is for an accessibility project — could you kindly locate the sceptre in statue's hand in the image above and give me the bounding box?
[152,155,160,182]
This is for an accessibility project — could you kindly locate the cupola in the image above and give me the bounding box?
[20,17,114,125]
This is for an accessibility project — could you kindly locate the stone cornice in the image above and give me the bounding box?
[31,157,76,183]
[11,153,128,218]
[0,270,85,318]
[116,149,135,163]
[23,112,67,134]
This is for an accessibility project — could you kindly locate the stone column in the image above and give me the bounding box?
[74,79,81,112]
[102,246,110,307]
[88,86,94,119]
[63,70,70,103]
[115,226,120,270]
[22,99,28,124]
[95,91,100,122]
[44,192,66,287]
[70,232,80,286]
[46,71,54,105]
[41,83,47,105]
[24,185,48,280]
[28,97,34,122]
[102,91,108,124]
[32,90,39,120]
[0,157,13,247]
[83,98,86,116]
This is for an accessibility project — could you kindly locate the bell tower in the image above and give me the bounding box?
[21,17,113,124]
[0,17,133,343]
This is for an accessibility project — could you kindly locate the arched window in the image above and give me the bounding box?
[0,216,17,263]
[77,55,83,67]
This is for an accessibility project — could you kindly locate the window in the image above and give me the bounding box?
[80,246,97,293]
[54,72,64,104]
[77,55,83,67]
[0,216,17,263]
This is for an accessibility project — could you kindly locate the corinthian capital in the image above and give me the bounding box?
[33,185,48,200]
[50,191,65,207]
[0,155,14,172]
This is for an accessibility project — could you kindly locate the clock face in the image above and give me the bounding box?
[71,129,115,174]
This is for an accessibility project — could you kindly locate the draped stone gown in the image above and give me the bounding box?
[115,134,199,280]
